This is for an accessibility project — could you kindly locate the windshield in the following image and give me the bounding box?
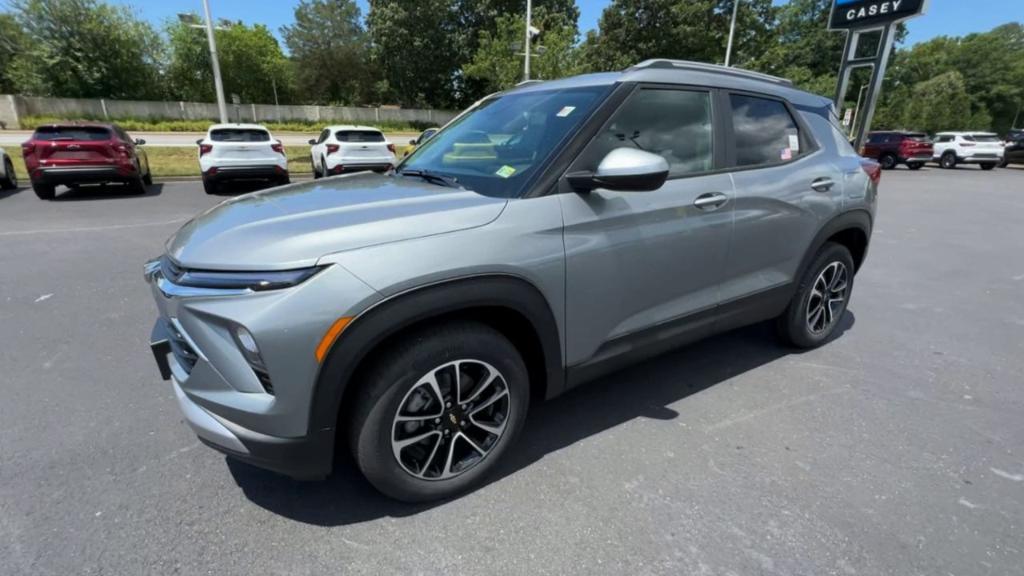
[400,85,612,197]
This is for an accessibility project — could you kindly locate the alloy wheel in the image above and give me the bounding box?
[806,261,849,335]
[391,359,511,480]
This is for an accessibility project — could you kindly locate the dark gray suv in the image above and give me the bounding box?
[146,60,879,502]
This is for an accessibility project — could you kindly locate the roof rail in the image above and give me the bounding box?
[515,79,544,87]
[626,59,794,87]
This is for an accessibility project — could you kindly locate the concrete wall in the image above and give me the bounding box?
[0,95,457,128]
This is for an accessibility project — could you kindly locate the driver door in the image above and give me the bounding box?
[559,86,734,373]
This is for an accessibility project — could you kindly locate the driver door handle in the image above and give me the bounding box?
[811,177,835,193]
[693,192,729,211]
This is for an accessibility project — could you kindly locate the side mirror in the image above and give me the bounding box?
[195,138,203,146]
[134,138,146,146]
[307,139,316,145]
[409,139,417,146]
[567,148,669,192]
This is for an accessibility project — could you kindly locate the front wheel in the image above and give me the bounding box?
[879,153,897,170]
[980,163,997,171]
[940,152,957,169]
[349,322,529,502]
[907,161,923,170]
[778,242,855,349]
[999,157,1009,168]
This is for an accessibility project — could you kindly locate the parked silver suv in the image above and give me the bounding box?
[146,60,878,502]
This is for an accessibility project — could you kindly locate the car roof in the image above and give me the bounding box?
[324,125,384,132]
[504,59,833,111]
[936,131,997,136]
[208,123,270,131]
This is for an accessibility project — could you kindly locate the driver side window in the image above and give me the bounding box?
[578,88,714,178]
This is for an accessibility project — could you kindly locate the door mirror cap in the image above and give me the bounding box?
[195,138,204,146]
[409,139,417,145]
[568,148,669,192]
[307,139,317,145]
[134,138,146,146]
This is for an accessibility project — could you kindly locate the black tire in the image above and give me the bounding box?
[312,156,321,179]
[907,161,923,170]
[940,152,957,169]
[980,163,996,171]
[999,157,1009,168]
[126,175,146,194]
[142,165,153,186]
[778,242,855,349]
[349,321,530,503]
[0,158,17,190]
[202,177,218,195]
[879,153,897,170]
[277,174,290,186]
[32,182,55,200]
[321,156,329,177]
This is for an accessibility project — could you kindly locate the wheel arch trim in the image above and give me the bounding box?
[797,209,873,281]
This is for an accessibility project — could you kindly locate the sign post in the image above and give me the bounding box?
[830,0,928,149]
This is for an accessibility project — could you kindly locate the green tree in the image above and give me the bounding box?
[166,19,292,104]
[8,0,164,99]
[0,14,30,94]
[282,0,371,105]
[464,8,581,93]
[580,0,775,72]
[367,0,461,108]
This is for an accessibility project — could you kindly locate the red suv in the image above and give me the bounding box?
[861,131,933,170]
[22,123,152,200]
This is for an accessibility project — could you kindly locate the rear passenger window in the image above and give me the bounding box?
[729,94,802,167]
[585,88,713,177]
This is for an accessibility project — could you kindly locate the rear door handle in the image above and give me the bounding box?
[693,192,729,211]
[811,178,835,193]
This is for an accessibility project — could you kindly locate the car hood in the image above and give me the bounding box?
[166,173,508,270]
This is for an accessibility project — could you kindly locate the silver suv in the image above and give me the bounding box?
[146,60,878,502]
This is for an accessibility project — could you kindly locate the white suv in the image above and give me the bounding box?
[308,125,396,178]
[198,124,290,194]
[0,147,17,190]
[932,132,1004,170]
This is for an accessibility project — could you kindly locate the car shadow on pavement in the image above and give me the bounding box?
[228,312,856,526]
[0,185,24,200]
[52,183,164,201]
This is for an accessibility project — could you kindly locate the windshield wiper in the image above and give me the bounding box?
[398,168,461,189]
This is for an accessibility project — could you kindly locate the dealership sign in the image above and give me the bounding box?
[829,0,926,30]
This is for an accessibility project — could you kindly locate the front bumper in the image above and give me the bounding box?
[144,257,380,479]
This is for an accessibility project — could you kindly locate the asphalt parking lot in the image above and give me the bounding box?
[2,166,1023,575]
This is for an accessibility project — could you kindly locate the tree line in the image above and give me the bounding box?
[0,0,1021,133]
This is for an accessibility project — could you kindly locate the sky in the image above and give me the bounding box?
[101,0,1023,48]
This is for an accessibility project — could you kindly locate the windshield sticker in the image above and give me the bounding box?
[556,106,576,118]
[496,165,517,178]
[789,134,800,153]
[781,148,793,161]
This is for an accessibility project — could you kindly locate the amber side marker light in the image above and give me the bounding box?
[316,317,353,363]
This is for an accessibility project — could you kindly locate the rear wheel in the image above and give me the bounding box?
[0,158,17,190]
[940,152,957,169]
[999,157,1009,168]
[32,182,55,200]
[778,242,855,349]
[907,161,923,170]
[312,156,321,179]
[349,321,529,502]
[981,163,997,171]
[202,177,218,195]
[142,164,153,186]
[879,153,897,170]
[277,175,290,186]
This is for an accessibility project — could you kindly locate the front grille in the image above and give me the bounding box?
[168,320,198,374]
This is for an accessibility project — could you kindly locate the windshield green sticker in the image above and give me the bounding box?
[495,165,517,178]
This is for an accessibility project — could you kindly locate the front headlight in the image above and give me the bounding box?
[164,258,324,292]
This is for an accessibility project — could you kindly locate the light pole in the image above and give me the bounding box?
[724,0,739,67]
[523,0,533,81]
[178,2,227,123]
